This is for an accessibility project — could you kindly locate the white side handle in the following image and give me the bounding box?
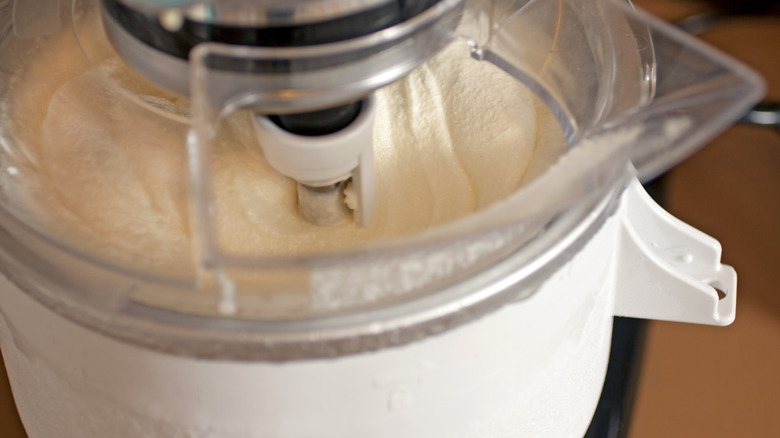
[613,179,736,326]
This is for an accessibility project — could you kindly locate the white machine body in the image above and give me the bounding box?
[0,179,735,437]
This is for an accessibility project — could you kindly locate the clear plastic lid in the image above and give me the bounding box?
[0,0,764,358]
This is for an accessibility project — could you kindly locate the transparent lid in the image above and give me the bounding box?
[0,0,764,358]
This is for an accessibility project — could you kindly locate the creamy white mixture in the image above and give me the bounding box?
[4,15,565,275]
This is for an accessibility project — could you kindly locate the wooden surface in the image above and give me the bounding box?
[0,348,24,436]
[1,1,779,437]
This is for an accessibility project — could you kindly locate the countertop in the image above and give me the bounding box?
[2,1,779,437]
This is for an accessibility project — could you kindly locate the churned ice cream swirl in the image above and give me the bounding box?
[3,16,565,275]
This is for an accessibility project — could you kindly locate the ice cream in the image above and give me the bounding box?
[1,11,566,277]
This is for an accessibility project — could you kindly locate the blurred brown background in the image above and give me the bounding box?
[2,0,779,437]
[628,0,780,437]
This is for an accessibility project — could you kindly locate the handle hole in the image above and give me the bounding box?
[708,281,728,300]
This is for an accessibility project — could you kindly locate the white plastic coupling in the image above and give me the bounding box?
[252,97,377,227]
